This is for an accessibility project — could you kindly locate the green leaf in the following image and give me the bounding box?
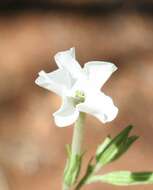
[64,146,83,186]
[87,171,153,186]
[96,125,137,166]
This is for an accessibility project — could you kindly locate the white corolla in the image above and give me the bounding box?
[35,48,118,127]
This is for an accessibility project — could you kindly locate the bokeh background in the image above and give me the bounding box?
[0,0,153,189]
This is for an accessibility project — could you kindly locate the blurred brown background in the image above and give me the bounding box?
[0,0,153,189]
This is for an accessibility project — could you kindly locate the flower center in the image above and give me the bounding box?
[73,90,85,106]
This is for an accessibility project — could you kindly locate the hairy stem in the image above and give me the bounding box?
[62,112,85,190]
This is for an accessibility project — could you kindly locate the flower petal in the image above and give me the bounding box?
[83,61,117,89]
[35,69,72,96]
[53,97,79,127]
[77,91,118,123]
[54,47,83,79]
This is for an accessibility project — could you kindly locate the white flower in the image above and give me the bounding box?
[35,48,118,127]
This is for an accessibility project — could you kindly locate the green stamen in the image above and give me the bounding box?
[73,91,85,106]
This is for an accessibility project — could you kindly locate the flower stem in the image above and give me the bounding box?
[74,161,102,190]
[71,112,85,156]
[62,112,85,190]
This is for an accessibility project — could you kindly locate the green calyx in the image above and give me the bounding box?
[64,145,83,187]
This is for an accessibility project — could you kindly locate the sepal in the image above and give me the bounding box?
[96,125,138,166]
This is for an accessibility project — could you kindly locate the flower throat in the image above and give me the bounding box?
[73,90,85,106]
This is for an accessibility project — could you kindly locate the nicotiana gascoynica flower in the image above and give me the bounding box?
[35,48,118,127]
